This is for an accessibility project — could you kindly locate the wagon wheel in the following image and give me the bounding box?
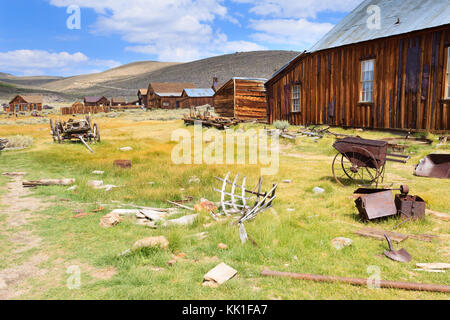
[50,119,57,142]
[93,123,100,143]
[56,129,62,144]
[332,147,381,187]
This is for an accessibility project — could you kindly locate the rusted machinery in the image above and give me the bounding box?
[354,185,426,223]
[50,116,100,153]
[415,154,450,179]
[332,137,410,187]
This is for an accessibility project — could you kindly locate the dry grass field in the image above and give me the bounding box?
[0,111,448,300]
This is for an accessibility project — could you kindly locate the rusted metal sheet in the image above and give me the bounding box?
[354,188,397,221]
[395,193,426,220]
[415,154,450,179]
[114,160,132,169]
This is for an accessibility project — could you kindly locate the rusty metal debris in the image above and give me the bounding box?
[354,185,425,223]
[214,173,277,245]
[332,137,410,187]
[415,154,450,179]
[50,116,100,153]
[260,270,450,293]
[354,188,397,221]
[383,234,411,263]
[114,160,132,169]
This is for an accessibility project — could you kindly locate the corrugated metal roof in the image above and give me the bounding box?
[183,88,215,97]
[155,92,182,97]
[310,0,450,52]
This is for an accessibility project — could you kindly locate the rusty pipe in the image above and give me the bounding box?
[261,270,450,294]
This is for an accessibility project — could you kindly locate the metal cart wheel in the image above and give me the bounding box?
[332,147,381,187]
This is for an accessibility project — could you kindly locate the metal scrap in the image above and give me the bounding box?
[415,154,450,179]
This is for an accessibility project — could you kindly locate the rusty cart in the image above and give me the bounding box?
[50,116,100,153]
[332,137,409,187]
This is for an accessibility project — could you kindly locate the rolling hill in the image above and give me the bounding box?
[0,50,300,103]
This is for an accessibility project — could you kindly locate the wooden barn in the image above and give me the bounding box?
[137,89,148,107]
[84,96,110,107]
[147,82,195,109]
[213,77,268,120]
[8,95,43,114]
[266,0,450,132]
[111,97,126,106]
[180,88,215,108]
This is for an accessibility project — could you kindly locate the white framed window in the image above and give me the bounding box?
[360,59,375,102]
[292,85,301,112]
[446,47,450,99]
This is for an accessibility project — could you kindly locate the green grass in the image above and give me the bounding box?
[0,112,448,300]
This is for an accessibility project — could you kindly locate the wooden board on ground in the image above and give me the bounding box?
[426,209,450,222]
[355,227,408,243]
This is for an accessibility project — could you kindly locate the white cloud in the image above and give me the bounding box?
[232,0,362,19]
[0,50,120,76]
[249,19,334,48]
[48,0,262,62]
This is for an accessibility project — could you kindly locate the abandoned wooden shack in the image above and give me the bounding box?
[84,96,110,107]
[213,77,268,120]
[8,95,43,114]
[265,0,450,132]
[137,89,148,107]
[111,97,126,106]
[61,101,110,115]
[180,88,215,108]
[147,82,195,109]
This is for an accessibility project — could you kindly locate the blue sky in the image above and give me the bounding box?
[0,0,363,76]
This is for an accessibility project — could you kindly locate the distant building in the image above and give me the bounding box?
[214,77,268,120]
[137,89,148,107]
[84,96,110,107]
[8,95,43,114]
[180,88,215,109]
[147,82,195,109]
[266,0,450,131]
[111,97,126,106]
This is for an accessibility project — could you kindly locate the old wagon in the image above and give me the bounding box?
[50,117,100,153]
[332,137,409,187]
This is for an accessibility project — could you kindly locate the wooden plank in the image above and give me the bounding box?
[355,227,408,243]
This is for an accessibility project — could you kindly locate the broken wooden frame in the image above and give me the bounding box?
[214,172,277,245]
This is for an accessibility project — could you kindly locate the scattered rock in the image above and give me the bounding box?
[188,176,200,184]
[194,199,218,212]
[67,185,77,191]
[313,187,325,194]
[203,263,237,287]
[192,232,209,240]
[135,219,157,228]
[132,236,169,251]
[162,214,198,227]
[2,172,27,176]
[119,147,133,152]
[99,213,121,228]
[282,179,292,184]
[92,171,104,175]
[287,208,295,212]
[88,180,104,188]
[218,243,228,250]
[331,237,353,250]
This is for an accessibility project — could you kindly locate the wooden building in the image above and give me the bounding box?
[180,88,215,108]
[111,97,126,106]
[137,89,148,107]
[266,0,450,132]
[8,95,43,114]
[84,96,110,107]
[147,82,195,109]
[61,101,110,115]
[213,77,268,120]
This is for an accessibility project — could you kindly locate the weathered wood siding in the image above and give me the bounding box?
[213,80,235,117]
[266,25,450,131]
[180,92,214,109]
[234,79,267,120]
[214,79,268,120]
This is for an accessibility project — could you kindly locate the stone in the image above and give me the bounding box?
[217,243,228,250]
[331,237,353,250]
[313,187,325,194]
[194,199,218,212]
[132,236,169,251]
[99,213,121,228]
[92,171,104,175]
[120,147,133,151]
[203,263,237,287]
[188,176,200,184]
[162,214,198,227]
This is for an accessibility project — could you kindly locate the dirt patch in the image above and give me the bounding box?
[91,267,118,280]
[0,176,50,299]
